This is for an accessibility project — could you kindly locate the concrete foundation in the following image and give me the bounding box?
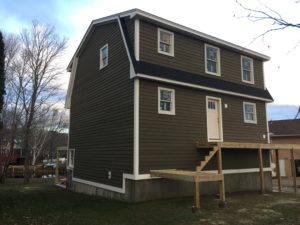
[69,171,272,202]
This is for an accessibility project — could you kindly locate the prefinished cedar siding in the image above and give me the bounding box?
[139,79,269,173]
[69,21,134,188]
[139,20,265,89]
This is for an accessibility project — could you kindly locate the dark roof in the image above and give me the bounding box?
[269,119,300,136]
[120,18,273,102]
[135,61,273,101]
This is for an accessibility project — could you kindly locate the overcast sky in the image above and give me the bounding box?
[1,0,300,120]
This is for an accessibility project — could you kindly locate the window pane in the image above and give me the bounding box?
[160,90,171,101]
[207,47,217,61]
[243,58,251,70]
[243,70,250,81]
[160,101,171,111]
[160,31,171,44]
[207,60,217,73]
[245,104,254,121]
[160,43,170,53]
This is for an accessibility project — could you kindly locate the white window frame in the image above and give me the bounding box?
[243,102,257,124]
[158,87,175,115]
[157,28,174,57]
[68,148,75,168]
[100,44,108,70]
[241,56,254,84]
[205,44,221,76]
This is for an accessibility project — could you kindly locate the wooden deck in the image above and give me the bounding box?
[150,142,300,209]
[150,169,223,183]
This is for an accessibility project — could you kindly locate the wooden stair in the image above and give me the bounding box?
[196,146,218,171]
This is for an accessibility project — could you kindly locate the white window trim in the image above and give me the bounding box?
[241,56,254,84]
[205,44,221,76]
[206,96,223,142]
[158,87,175,115]
[68,148,75,168]
[100,44,108,70]
[243,102,257,124]
[157,28,174,57]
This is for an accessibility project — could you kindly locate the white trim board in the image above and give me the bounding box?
[136,73,272,102]
[133,78,140,177]
[72,168,272,194]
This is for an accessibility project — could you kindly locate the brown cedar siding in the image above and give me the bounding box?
[139,79,269,173]
[69,21,134,188]
[139,20,265,89]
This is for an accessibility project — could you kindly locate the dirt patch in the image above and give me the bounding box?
[238,218,254,224]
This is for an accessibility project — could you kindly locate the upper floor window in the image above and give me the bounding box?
[158,28,174,56]
[158,87,175,115]
[241,56,254,84]
[205,44,220,76]
[100,44,108,69]
[68,149,75,168]
[243,102,257,124]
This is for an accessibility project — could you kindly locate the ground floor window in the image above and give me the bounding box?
[243,102,257,124]
[158,87,175,115]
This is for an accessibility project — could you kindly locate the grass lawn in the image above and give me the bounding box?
[0,183,300,225]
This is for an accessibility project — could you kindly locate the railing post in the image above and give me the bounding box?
[217,144,225,202]
[275,149,282,192]
[258,148,265,194]
[290,149,297,193]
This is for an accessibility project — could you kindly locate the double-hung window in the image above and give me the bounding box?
[100,44,108,69]
[243,102,257,124]
[241,56,254,84]
[205,44,220,76]
[158,28,174,56]
[68,149,75,168]
[158,87,175,115]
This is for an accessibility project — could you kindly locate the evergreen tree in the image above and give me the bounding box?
[0,31,5,128]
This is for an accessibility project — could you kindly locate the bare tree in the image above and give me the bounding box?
[236,0,300,44]
[18,21,67,183]
[30,108,68,165]
[0,34,24,183]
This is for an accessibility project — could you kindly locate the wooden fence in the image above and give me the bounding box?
[5,165,67,178]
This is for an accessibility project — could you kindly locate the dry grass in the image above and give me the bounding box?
[0,183,300,225]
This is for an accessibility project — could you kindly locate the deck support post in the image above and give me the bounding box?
[275,149,282,192]
[217,144,225,202]
[194,182,200,209]
[55,148,59,184]
[258,148,265,194]
[290,149,297,193]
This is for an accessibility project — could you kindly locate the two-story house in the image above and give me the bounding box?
[65,9,273,202]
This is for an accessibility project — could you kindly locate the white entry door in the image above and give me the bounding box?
[279,159,286,177]
[207,97,223,141]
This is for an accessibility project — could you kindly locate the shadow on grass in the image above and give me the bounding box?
[0,183,299,225]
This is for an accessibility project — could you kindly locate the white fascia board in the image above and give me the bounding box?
[133,9,270,61]
[65,57,78,109]
[67,9,138,71]
[136,73,273,102]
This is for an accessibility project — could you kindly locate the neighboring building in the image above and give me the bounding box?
[65,9,273,201]
[269,119,300,177]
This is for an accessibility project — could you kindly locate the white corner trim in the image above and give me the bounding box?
[117,17,135,75]
[134,19,140,61]
[265,103,270,144]
[134,78,140,177]
[136,73,272,102]
[65,57,78,109]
